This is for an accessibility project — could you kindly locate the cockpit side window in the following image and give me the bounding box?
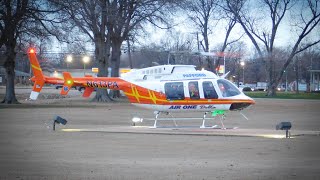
[217,79,241,97]
[188,81,200,99]
[203,81,218,99]
[164,82,185,100]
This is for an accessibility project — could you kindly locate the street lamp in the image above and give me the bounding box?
[53,70,59,77]
[240,61,245,85]
[66,55,72,69]
[82,56,90,75]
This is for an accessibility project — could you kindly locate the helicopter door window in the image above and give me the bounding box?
[164,82,185,100]
[188,81,200,99]
[217,79,241,97]
[203,81,218,99]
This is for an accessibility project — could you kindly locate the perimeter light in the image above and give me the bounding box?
[132,116,143,123]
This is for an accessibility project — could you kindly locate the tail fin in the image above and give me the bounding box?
[60,72,74,95]
[27,48,45,100]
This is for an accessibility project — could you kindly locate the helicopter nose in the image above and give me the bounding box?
[229,97,255,110]
[230,102,252,110]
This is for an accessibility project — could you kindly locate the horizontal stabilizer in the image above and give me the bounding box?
[83,87,95,98]
[60,72,74,95]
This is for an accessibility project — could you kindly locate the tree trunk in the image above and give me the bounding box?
[92,37,113,102]
[206,56,214,72]
[1,45,19,104]
[267,82,277,96]
[110,40,122,98]
[266,55,278,96]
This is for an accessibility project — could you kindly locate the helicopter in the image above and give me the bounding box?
[27,48,255,128]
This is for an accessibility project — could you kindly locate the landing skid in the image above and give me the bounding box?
[148,111,177,129]
[144,111,233,129]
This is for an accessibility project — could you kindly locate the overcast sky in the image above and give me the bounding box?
[53,0,319,61]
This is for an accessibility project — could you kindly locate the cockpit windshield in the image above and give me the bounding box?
[217,79,241,97]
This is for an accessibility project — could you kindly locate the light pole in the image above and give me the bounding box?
[82,56,90,75]
[66,55,72,70]
[240,61,245,85]
[284,70,288,92]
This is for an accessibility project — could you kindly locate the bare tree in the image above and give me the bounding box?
[182,0,219,71]
[221,41,246,86]
[106,0,174,97]
[213,14,244,74]
[136,46,169,67]
[0,0,62,103]
[225,0,320,96]
[276,0,320,93]
[299,48,320,92]
[182,0,244,73]
[56,0,113,102]
[158,30,195,64]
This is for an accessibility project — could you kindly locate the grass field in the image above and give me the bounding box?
[244,91,320,99]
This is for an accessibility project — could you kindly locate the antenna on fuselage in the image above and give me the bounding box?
[220,71,230,79]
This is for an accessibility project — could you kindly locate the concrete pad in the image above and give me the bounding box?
[60,125,320,139]
[1,90,320,179]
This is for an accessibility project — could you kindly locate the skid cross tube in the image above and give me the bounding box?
[147,111,221,128]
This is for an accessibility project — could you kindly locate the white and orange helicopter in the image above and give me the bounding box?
[27,48,255,128]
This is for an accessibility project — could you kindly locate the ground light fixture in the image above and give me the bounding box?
[132,116,143,126]
[53,116,68,131]
[276,121,292,138]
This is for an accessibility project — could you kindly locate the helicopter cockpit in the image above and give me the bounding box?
[164,79,241,100]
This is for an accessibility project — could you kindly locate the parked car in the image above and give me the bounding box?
[54,85,77,90]
[242,86,254,92]
[77,86,97,92]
